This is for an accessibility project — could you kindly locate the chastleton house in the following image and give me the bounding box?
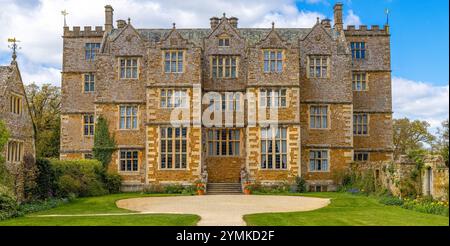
[60,3,393,192]
[0,49,36,200]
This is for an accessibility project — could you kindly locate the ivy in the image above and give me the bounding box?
[92,116,116,169]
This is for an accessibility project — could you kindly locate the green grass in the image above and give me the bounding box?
[0,193,200,226]
[244,192,449,226]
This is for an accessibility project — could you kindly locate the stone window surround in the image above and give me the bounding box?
[83,152,94,159]
[160,88,188,109]
[218,36,230,47]
[82,73,95,93]
[308,105,331,130]
[6,139,24,164]
[85,43,101,61]
[260,127,288,170]
[353,113,370,136]
[350,41,366,60]
[159,127,188,170]
[208,92,242,112]
[82,114,95,137]
[162,50,185,73]
[308,149,330,173]
[118,149,139,172]
[354,151,370,162]
[117,105,139,130]
[117,57,140,80]
[352,71,368,91]
[259,88,288,108]
[210,55,239,79]
[307,55,330,79]
[9,92,23,115]
[207,128,241,157]
[262,49,284,73]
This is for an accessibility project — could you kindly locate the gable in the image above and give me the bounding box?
[110,24,146,56]
[257,28,289,49]
[160,27,192,48]
[301,23,335,54]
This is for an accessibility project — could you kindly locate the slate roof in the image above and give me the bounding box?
[110,27,312,46]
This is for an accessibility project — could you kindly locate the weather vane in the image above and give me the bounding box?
[385,8,390,25]
[61,9,69,27]
[7,37,21,61]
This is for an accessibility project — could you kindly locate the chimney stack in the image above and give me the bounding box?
[105,5,114,33]
[321,18,331,29]
[210,17,219,29]
[229,17,238,28]
[333,3,343,32]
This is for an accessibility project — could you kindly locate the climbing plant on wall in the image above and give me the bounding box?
[93,116,116,169]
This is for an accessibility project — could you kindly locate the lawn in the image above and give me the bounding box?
[244,192,449,226]
[0,193,200,226]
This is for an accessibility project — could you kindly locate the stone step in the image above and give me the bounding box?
[207,183,242,194]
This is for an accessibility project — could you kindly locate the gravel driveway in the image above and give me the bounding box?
[116,195,330,226]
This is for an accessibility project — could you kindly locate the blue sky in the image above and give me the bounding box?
[0,0,448,128]
[294,0,449,86]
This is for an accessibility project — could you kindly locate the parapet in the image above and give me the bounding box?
[63,26,105,37]
[344,25,390,36]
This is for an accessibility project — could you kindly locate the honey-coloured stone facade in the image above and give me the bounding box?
[60,3,393,191]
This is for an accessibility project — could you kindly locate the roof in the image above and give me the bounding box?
[0,65,13,96]
[109,27,312,46]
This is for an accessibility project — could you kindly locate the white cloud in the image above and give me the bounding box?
[1,0,338,87]
[344,10,362,27]
[393,77,449,130]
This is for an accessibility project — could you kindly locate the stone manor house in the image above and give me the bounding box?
[60,3,393,192]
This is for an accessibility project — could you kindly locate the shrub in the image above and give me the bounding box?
[103,172,122,194]
[143,183,196,194]
[33,158,57,199]
[0,193,19,221]
[295,176,307,193]
[50,159,108,198]
[378,195,404,206]
[402,197,449,217]
[143,184,165,194]
[18,198,69,215]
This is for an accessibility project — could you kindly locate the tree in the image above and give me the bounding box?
[393,118,435,159]
[25,83,61,158]
[435,119,449,166]
[93,116,116,168]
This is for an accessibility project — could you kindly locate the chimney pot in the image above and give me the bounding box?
[117,19,127,29]
[229,17,238,28]
[210,17,219,29]
[321,19,331,29]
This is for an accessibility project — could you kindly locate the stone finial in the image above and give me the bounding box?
[173,22,176,29]
[223,13,226,18]
[271,21,275,30]
[128,18,131,24]
[317,17,320,24]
